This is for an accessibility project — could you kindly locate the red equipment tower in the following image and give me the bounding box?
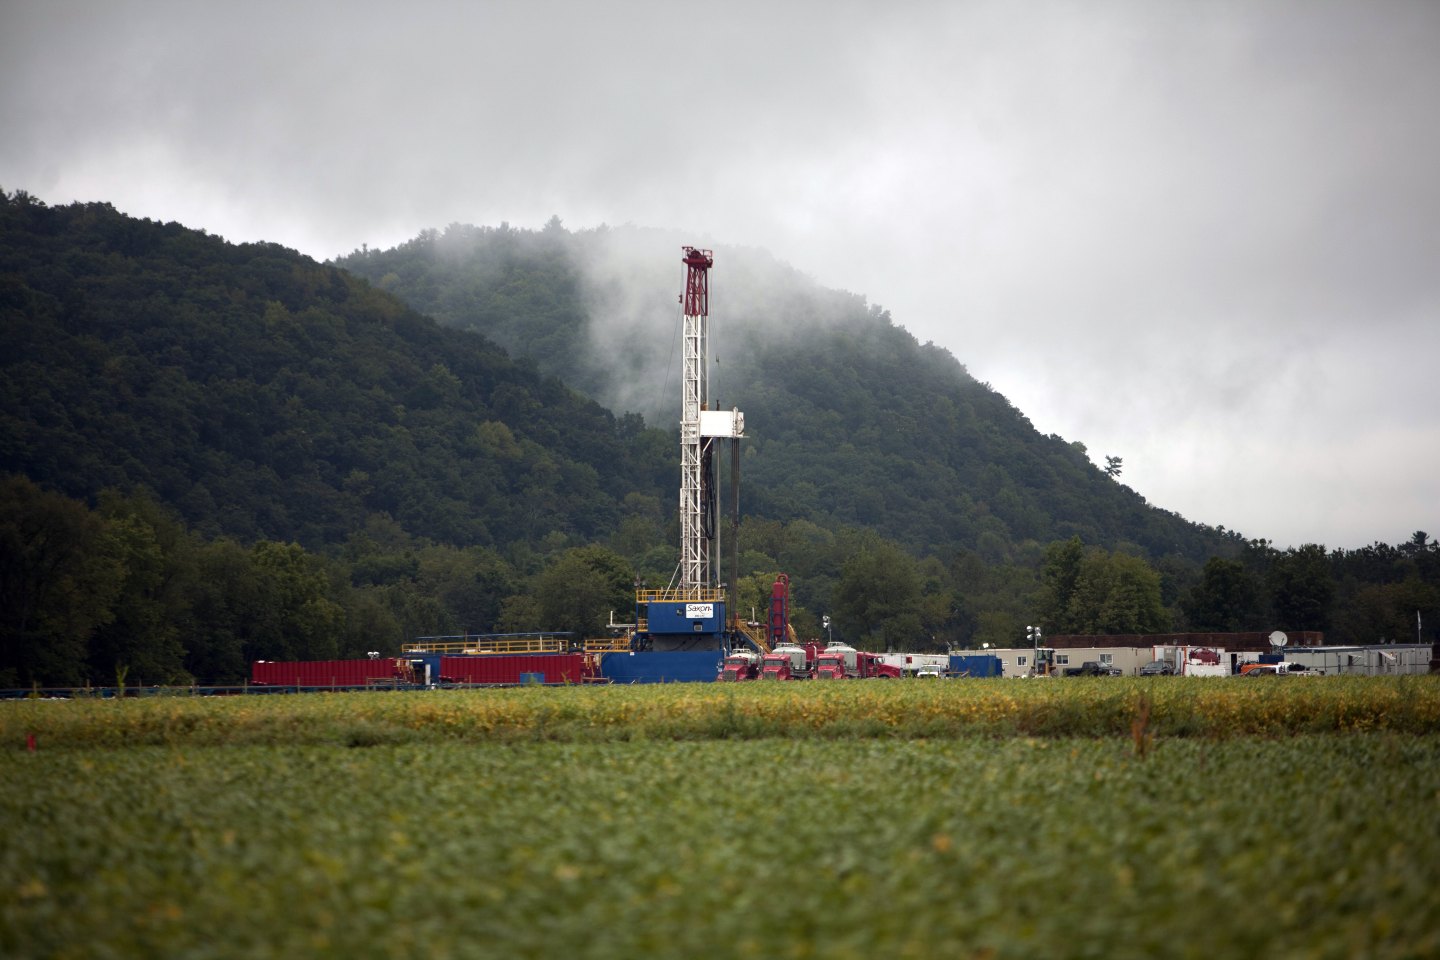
[769,574,791,650]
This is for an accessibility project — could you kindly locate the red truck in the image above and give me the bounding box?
[718,649,761,681]
[760,641,820,680]
[813,642,902,679]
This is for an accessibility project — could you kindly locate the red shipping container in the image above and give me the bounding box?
[439,654,590,685]
[251,659,403,687]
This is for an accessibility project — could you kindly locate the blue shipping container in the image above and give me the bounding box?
[949,654,1003,677]
[600,650,724,683]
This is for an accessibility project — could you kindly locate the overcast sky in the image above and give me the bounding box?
[4,0,1437,551]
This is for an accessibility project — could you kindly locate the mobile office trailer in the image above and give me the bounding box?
[1274,644,1432,676]
[967,646,1148,677]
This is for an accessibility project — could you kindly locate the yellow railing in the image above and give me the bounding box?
[403,636,572,655]
[635,587,726,603]
[402,635,634,656]
[733,620,772,655]
[581,637,633,654]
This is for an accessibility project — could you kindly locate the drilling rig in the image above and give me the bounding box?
[630,247,756,655]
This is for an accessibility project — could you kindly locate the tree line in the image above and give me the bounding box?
[5,474,1435,687]
[1034,534,1438,643]
[0,475,636,687]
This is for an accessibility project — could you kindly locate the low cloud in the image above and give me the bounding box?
[3,0,1436,549]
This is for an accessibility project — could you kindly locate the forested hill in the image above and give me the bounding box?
[3,194,1227,568]
[3,194,1435,681]
[0,195,672,549]
[337,221,1228,564]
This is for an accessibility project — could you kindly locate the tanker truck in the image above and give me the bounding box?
[718,648,761,681]
[814,642,902,679]
[760,641,820,680]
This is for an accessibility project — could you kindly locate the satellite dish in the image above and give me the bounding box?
[1269,630,1288,648]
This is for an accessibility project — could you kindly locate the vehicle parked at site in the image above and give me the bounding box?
[1139,660,1175,676]
[1065,661,1123,677]
[814,642,903,679]
[760,642,818,680]
[718,649,761,681]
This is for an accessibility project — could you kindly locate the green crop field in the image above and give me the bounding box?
[3,679,1439,959]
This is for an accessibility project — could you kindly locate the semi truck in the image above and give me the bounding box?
[760,641,820,680]
[718,649,761,681]
[814,642,903,680]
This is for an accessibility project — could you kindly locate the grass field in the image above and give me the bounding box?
[3,679,1439,958]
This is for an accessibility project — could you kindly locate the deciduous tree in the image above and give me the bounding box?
[1039,537,1168,635]
[1267,544,1333,632]
[835,542,923,651]
[0,475,122,685]
[1182,557,1259,631]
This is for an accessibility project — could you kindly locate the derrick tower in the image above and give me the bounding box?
[678,246,744,593]
[623,247,746,655]
[679,246,714,591]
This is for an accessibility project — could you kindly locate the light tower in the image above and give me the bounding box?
[678,246,744,593]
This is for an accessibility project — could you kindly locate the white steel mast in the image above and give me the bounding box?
[678,246,713,592]
[677,246,744,597]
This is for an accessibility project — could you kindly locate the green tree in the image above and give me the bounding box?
[0,475,122,685]
[1037,537,1086,633]
[1267,544,1334,632]
[246,541,344,661]
[87,493,192,684]
[1182,557,1259,631]
[972,609,1025,650]
[337,586,404,658]
[415,544,516,634]
[183,538,254,682]
[533,546,633,636]
[496,593,543,633]
[1331,579,1438,645]
[1039,537,1168,635]
[378,581,456,643]
[1068,551,1170,634]
[834,542,923,651]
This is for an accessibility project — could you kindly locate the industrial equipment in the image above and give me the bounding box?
[630,247,749,659]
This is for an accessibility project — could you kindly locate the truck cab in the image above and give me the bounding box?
[718,649,760,681]
[815,644,901,679]
[815,642,857,679]
[760,642,814,680]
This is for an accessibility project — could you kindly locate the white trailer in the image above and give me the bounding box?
[879,653,951,677]
[1152,645,1232,677]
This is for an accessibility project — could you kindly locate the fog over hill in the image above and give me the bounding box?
[339,221,1229,564]
[6,1,1436,549]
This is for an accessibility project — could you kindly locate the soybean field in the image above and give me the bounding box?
[3,678,1439,959]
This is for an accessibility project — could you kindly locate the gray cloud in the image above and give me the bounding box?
[3,0,1436,549]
